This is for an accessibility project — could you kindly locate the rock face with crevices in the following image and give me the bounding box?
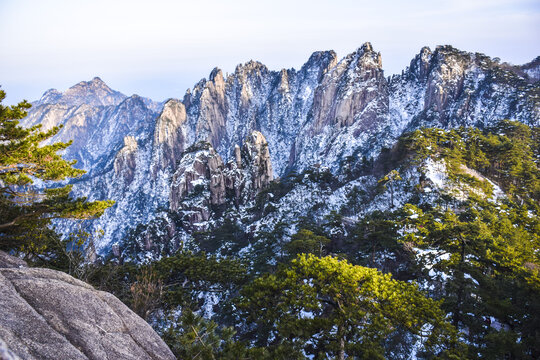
[0,251,175,360]
[168,131,273,231]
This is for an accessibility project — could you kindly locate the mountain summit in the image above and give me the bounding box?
[37,76,127,107]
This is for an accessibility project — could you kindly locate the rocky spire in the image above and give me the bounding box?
[152,99,187,172]
[422,46,472,119]
[301,50,338,82]
[408,46,432,81]
[193,68,228,149]
[114,136,138,184]
[242,131,273,191]
[310,42,388,132]
[169,143,225,223]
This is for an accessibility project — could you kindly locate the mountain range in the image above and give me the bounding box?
[22,42,539,255]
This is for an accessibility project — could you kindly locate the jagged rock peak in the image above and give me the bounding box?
[306,50,338,63]
[92,76,105,83]
[234,60,268,77]
[308,41,387,133]
[431,45,472,64]
[355,42,383,69]
[67,76,115,95]
[408,46,433,81]
[155,99,186,136]
[189,67,226,102]
[156,98,187,130]
[207,68,226,95]
[301,50,339,81]
[116,94,147,110]
[209,67,224,82]
[420,46,432,57]
[37,88,62,104]
[434,44,463,53]
[361,41,373,52]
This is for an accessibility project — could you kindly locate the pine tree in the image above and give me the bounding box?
[402,198,540,359]
[285,228,330,258]
[238,254,462,359]
[0,90,114,252]
[378,169,402,208]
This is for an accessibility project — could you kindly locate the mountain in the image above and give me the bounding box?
[22,43,539,254]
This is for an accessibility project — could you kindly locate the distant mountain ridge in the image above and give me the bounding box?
[22,42,539,253]
[36,77,127,107]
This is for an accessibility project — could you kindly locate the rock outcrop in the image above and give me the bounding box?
[170,142,225,214]
[311,42,386,132]
[169,131,273,229]
[152,99,187,172]
[0,251,175,360]
[114,136,138,184]
[241,131,273,192]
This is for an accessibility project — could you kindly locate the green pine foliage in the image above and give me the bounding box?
[377,169,403,208]
[162,310,268,360]
[401,120,540,205]
[401,196,539,359]
[351,210,403,269]
[238,254,462,359]
[152,251,248,310]
[192,217,250,256]
[285,229,330,258]
[396,120,540,359]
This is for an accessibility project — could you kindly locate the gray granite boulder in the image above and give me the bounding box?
[0,251,175,360]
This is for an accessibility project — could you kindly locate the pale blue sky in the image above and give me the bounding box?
[1,0,539,104]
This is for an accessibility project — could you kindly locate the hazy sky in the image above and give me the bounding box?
[1,0,539,104]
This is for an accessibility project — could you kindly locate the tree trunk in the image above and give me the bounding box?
[452,236,466,328]
[390,181,394,208]
[337,325,345,360]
